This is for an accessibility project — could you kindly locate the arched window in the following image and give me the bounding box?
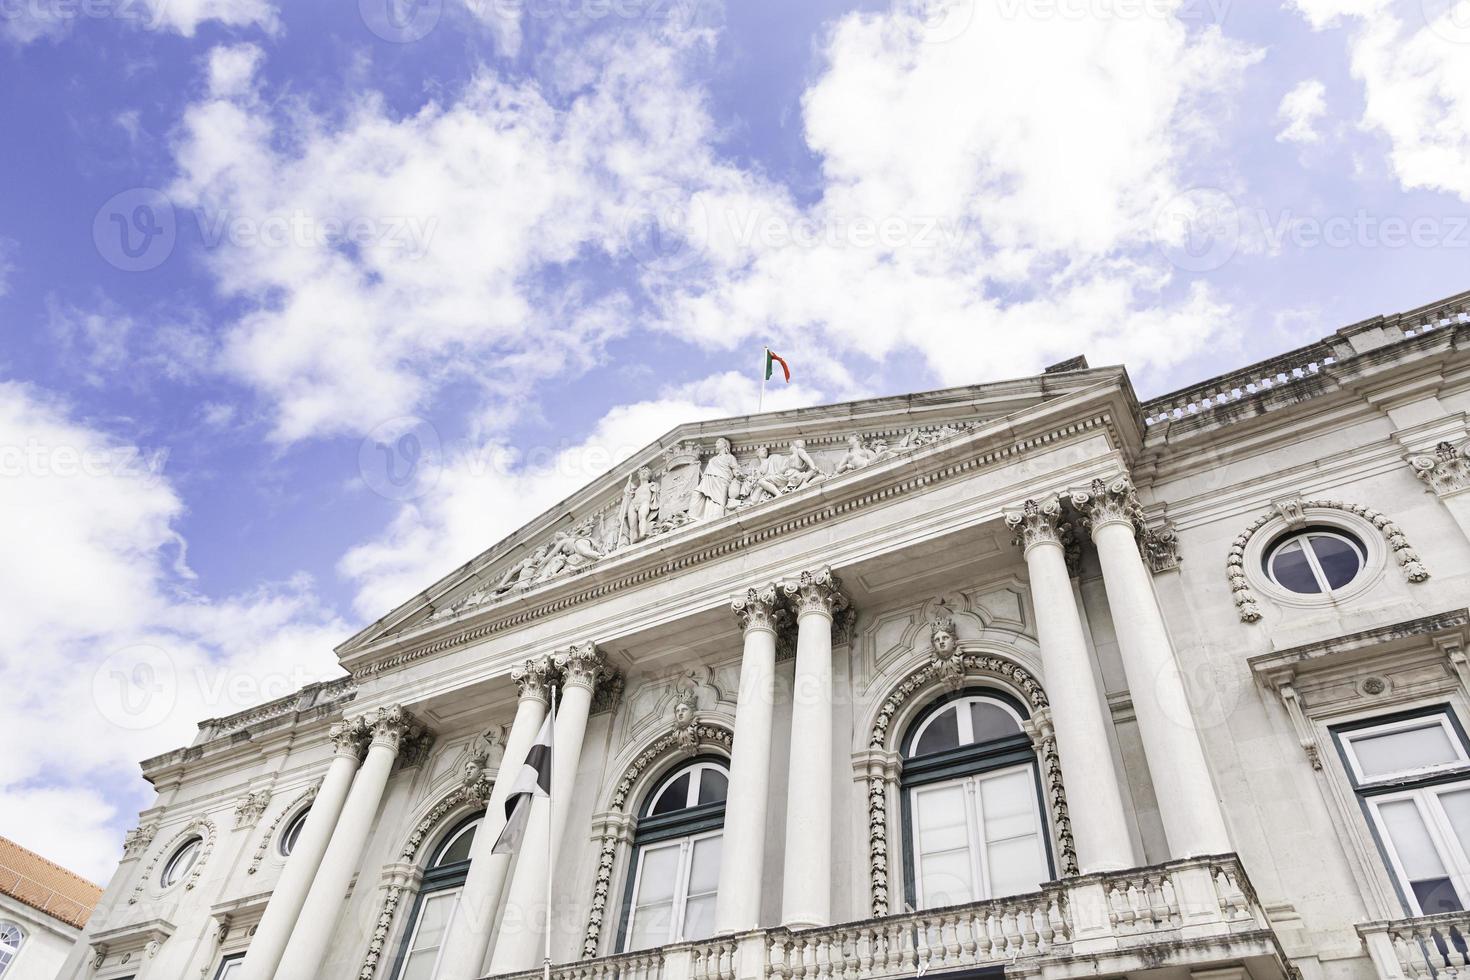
[392,814,481,980]
[159,836,202,889]
[619,758,728,952]
[901,691,1052,910]
[0,921,23,977]
[279,807,311,857]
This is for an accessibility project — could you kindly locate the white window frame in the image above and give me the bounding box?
[0,921,23,978]
[647,762,726,814]
[1365,782,1470,915]
[1341,714,1470,785]
[1266,529,1365,595]
[279,808,310,857]
[212,952,245,980]
[623,828,722,948]
[909,761,1046,910]
[160,837,202,888]
[431,818,480,866]
[908,696,1025,755]
[393,887,464,980]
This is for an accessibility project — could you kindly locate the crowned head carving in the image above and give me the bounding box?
[930,614,958,658]
[673,686,700,752]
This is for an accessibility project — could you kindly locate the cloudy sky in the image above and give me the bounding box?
[2,0,1468,883]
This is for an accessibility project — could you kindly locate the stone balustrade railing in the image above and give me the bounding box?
[482,855,1278,980]
[1359,911,1470,980]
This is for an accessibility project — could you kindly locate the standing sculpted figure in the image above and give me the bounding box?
[691,437,741,521]
[618,467,660,545]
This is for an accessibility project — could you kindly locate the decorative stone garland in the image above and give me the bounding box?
[865,653,1065,916]
[359,778,490,980]
[129,817,216,903]
[581,723,733,958]
[248,784,319,875]
[1227,500,1431,623]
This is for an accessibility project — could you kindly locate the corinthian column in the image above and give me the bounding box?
[715,585,784,934]
[275,706,421,980]
[436,657,555,980]
[237,719,366,980]
[1071,476,1230,857]
[779,567,848,930]
[488,643,606,974]
[1004,496,1134,872]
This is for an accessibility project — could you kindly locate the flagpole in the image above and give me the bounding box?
[759,346,768,413]
[544,683,557,980]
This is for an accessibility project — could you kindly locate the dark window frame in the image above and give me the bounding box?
[387,811,484,980]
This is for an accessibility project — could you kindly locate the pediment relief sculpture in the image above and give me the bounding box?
[432,421,977,622]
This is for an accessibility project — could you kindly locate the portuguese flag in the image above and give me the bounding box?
[764,348,791,383]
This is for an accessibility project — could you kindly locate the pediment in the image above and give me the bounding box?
[336,368,1133,659]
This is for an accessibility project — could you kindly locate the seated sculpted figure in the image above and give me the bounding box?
[832,434,879,474]
[782,438,825,491]
[746,445,787,501]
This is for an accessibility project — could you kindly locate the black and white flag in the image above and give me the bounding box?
[491,712,553,855]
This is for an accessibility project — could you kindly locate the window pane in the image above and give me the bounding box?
[633,843,681,906]
[410,892,458,952]
[914,708,960,756]
[1378,799,1449,880]
[1413,879,1464,915]
[435,823,477,866]
[628,900,674,951]
[914,783,973,908]
[696,769,728,806]
[1354,724,1460,779]
[683,894,717,941]
[400,949,439,980]
[978,770,1045,898]
[1270,540,1321,594]
[651,774,691,815]
[687,836,722,895]
[1440,788,1470,857]
[969,702,1020,744]
[1308,535,1361,589]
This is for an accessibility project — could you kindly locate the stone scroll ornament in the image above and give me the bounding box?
[865,653,1072,916]
[435,423,976,620]
[1227,500,1430,623]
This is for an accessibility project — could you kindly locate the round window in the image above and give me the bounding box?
[279,808,310,857]
[1264,527,1366,594]
[159,836,202,888]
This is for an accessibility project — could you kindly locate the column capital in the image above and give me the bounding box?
[1069,475,1146,538]
[512,654,556,706]
[555,641,606,692]
[732,584,786,635]
[358,704,424,753]
[328,716,370,759]
[779,566,849,621]
[1409,440,1470,497]
[1003,495,1081,568]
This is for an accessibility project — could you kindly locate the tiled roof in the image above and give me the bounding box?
[0,837,103,930]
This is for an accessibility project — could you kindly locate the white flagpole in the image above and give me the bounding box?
[759,346,768,413]
[544,683,557,980]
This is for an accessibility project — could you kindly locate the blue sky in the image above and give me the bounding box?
[2,0,1469,883]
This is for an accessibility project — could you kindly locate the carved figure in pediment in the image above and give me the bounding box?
[660,443,703,520]
[782,438,825,492]
[535,519,604,583]
[619,466,659,545]
[691,437,741,522]
[492,543,552,595]
[745,446,787,502]
[833,434,880,475]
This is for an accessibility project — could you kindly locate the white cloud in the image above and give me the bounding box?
[1277,78,1328,144]
[0,383,344,881]
[0,0,276,45]
[1290,0,1470,201]
[338,372,824,618]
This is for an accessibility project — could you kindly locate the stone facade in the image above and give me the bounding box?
[61,289,1470,980]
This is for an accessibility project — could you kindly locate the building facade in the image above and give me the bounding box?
[61,289,1470,980]
[0,836,101,979]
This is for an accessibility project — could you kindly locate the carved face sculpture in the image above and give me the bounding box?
[674,695,696,726]
[463,756,486,786]
[715,437,732,456]
[756,447,768,459]
[848,435,861,449]
[931,618,958,657]
[638,466,652,481]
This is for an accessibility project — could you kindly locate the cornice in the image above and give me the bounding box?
[344,397,1132,679]
[1247,607,1470,679]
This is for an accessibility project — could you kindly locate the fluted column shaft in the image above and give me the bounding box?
[275,706,420,980]
[715,586,784,934]
[1073,477,1231,857]
[780,567,847,930]
[437,657,555,980]
[488,643,605,974]
[1006,496,1134,872]
[237,723,364,980]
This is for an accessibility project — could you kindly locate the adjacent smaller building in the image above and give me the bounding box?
[0,837,102,979]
